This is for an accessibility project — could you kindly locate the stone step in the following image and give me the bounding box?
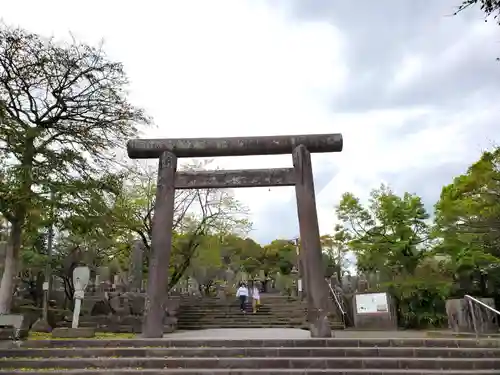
[2,346,499,358]
[179,307,307,312]
[57,324,344,334]
[177,316,307,321]
[175,320,335,326]
[177,317,306,322]
[180,309,310,312]
[2,356,500,370]
[178,312,308,317]
[177,319,307,328]
[178,310,323,315]
[180,301,306,305]
[176,320,307,326]
[180,297,304,300]
[0,369,499,374]
[176,319,341,325]
[179,296,301,300]
[62,318,317,328]
[180,301,291,304]
[176,319,309,324]
[176,324,308,330]
[177,315,334,320]
[58,321,318,329]
[176,324,345,330]
[177,322,307,326]
[181,301,305,304]
[17,338,500,348]
[177,311,335,316]
[178,309,305,314]
[178,311,306,321]
[177,319,344,329]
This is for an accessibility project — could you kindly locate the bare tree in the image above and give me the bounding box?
[113,161,251,290]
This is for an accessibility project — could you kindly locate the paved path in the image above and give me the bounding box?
[163,328,431,340]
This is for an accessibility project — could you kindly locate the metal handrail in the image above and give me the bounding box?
[464,294,500,339]
[325,281,346,328]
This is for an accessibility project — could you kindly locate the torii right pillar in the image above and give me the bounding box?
[293,144,332,337]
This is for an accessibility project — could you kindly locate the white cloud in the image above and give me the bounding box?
[2,0,499,244]
[389,55,425,91]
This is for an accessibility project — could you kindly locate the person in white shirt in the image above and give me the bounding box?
[236,283,249,313]
[251,284,261,313]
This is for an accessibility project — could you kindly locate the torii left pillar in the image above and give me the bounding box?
[142,151,177,338]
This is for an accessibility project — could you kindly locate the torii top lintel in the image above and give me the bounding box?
[127,133,343,159]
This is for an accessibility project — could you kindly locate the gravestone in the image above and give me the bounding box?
[367,272,379,291]
[330,272,340,288]
[342,273,354,294]
[224,268,235,283]
[97,267,111,291]
[128,240,144,292]
[357,274,369,293]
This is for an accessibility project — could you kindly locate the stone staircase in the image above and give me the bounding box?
[177,294,344,330]
[1,337,500,373]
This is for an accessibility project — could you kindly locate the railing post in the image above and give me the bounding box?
[467,297,479,340]
[325,279,346,328]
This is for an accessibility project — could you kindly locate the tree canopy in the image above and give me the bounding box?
[456,0,500,23]
[0,24,148,312]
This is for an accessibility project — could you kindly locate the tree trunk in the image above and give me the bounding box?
[0,221,22,313]
[0,138,35,314]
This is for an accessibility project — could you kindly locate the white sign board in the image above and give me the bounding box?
[42,282,49,291]
[355,292,389,314]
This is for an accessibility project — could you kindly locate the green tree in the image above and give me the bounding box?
[188,235,225,295]
[321,227,352,277]
[336,185,453,328]
[433,147,500,296]
[336,184,430,279]
[261,239,297,276]
[0,25,148,312]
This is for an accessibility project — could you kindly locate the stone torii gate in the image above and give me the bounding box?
[127,133,343,338]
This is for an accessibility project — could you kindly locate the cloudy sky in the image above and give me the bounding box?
[2,0,499,244]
